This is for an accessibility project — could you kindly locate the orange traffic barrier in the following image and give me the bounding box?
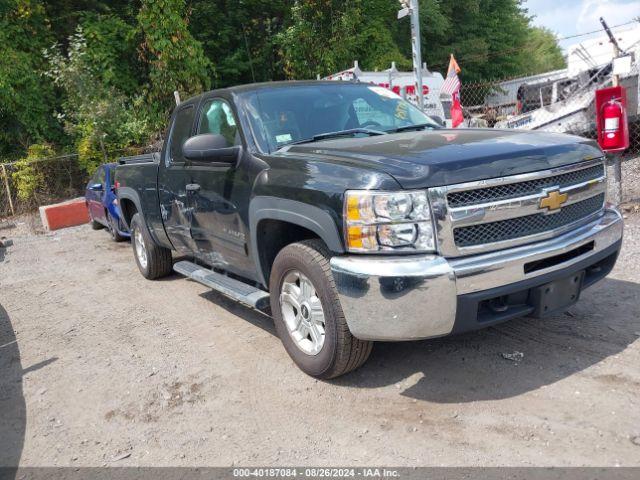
[39,198,90,231]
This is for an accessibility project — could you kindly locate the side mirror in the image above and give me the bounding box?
[430,115,445,127]
[182,134,240,164]
[88,183,103,191]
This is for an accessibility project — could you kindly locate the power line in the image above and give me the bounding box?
[555,20,638,42]
[428,19,639,72]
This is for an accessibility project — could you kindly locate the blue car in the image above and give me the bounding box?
[85,163,130,242]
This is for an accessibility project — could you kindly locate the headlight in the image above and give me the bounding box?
[344,190,435,253]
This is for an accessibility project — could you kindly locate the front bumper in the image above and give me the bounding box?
[330,208,624,341]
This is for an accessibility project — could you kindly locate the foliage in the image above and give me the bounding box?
[190,0,292,87]
[137,0,212,128]
[276,0,365,79]
[80,12,141,95]
[44,27,148,174]
[0,0,61,157]
[11,143,54,201]
[0,0,568,163]
[521,26,566,74]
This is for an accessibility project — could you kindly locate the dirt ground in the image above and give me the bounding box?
[1,210,640,467]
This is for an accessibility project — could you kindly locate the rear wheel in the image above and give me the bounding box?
[130,213,173,279]
[106,211,126,242]
[269,239,373,379]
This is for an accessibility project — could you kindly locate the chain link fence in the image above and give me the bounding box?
[450,65,640,162]
[0,155,90,219]
[2,67,639,221]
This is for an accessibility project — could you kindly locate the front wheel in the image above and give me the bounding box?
[130,213,173,279]
[269,239,373,379]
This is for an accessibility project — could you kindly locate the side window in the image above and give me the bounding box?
[92,167,105,186]
[197,99,240,147]
[168,105,195,164]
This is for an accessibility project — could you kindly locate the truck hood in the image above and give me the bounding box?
[280,129,603,189]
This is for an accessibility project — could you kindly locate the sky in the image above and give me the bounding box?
[524,0,639,47]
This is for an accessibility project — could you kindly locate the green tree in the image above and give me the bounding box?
[419,0,565,81]
[45,27,148,173]
[0,0,61,157]
[520,26,566,75]
[190,0,292,87]
[276,0,364,79]
[137,0,212,127]
[0,0,568,163]
[81,12,141,95]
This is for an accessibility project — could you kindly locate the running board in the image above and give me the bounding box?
[173,260,270,310]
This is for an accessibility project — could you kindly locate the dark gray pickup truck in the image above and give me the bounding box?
[115,81,623,378]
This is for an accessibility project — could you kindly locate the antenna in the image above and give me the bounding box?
[242,29,256,83]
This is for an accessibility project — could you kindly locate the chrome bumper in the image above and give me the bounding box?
[330,208,623,341]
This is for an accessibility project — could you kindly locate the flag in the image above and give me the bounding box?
[450,92,464,128]
[441,54,464,128]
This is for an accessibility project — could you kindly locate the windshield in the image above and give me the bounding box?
[242,83,439,153]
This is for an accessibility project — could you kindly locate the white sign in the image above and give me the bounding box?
[397,7,409,19]
[612,55,632,75]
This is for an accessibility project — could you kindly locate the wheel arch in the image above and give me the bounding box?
[249,196,344,287]
[117,187,141,229]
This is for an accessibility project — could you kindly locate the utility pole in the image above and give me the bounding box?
[600,16,624,204]
[398,0,424,110]
[599,17,621,86]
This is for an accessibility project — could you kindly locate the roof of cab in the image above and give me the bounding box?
[180,80,357,105]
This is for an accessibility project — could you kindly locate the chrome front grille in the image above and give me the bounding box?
[453,193,605,247]
[447,164,605,208]
[429,159,607,257]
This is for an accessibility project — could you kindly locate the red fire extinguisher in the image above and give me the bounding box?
[601,98,624,150]
[595,86,629,153]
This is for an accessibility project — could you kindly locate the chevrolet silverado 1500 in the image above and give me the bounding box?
[115,81,623,378]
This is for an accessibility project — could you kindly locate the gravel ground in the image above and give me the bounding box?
[1,206,640,467]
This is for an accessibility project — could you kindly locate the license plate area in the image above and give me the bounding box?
[530,271,585,317]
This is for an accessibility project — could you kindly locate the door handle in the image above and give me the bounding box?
[186,183,201,192]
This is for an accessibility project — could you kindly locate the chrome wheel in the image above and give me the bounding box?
[134,229,148,269]
[280,270,326,355]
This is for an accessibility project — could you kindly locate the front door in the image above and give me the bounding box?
[187,98,253,277]
[87,166,106,221]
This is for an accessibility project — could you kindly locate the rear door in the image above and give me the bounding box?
[157,103,197,254]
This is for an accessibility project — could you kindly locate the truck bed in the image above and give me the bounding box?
[114,152,163,237]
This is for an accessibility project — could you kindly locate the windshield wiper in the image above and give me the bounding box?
[278,128,386,149]
[389,123,439,133]
[311,128,387,141]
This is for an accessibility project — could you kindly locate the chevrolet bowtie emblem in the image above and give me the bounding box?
[539,190,568,211]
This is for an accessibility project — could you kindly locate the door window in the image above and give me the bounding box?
[197,99,240,147]
[91,167,105,187]
[168,105,195,164]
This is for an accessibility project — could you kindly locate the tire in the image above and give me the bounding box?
[90,217,104,230]
[130,213,173,279]
[106,211,126,242]
[269,239,373,379]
